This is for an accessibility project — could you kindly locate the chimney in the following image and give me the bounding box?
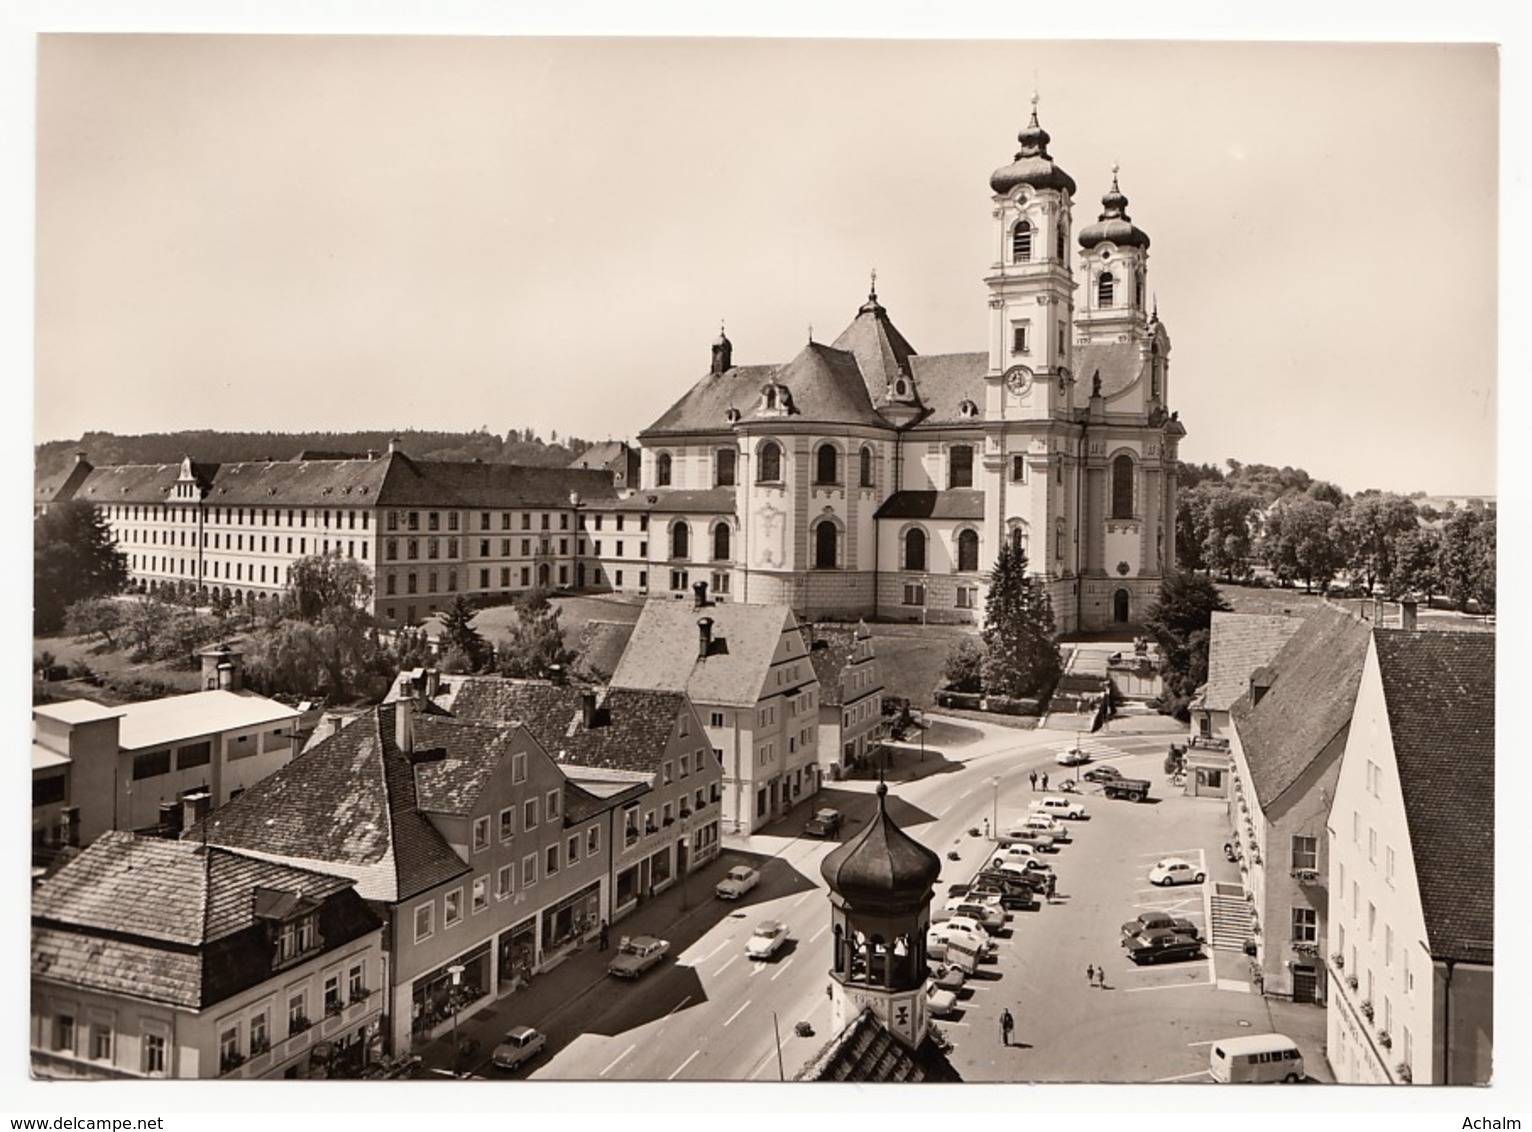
[388,436,402,455]
[181,790,212,832]
[697,617,714,660]
[425,668,441,699]
[693,580,710,609]
[159,801,183,838]
[198,643,244,692]
[1401,596,1419,631]
[581,690,598,729]
[395,701,415,755]
[63,806,81,847]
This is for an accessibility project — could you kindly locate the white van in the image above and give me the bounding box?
[1208,1033,1305,1083]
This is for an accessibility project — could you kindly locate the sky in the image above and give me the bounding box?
[28,33,1500,497]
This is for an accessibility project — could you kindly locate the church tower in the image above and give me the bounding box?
[820,781,943,1046]
[1074,167,1152,345]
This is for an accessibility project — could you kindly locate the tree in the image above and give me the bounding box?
[979,544,1061,699]
[282,554,374,624]
[941,637,985,694]
[1262,496,1345,592]
[1341,492,1419,593]
[64,596,124,649]
[439,596,488,671]
[495,589,576,680]
[1142,571,1231,721]
[244,554,386,700]
[34,500,129,633]
[1438,509,1496,613]
[1200,486,1262,581]
[1391,527,1442,601]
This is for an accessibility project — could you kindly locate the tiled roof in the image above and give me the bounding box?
[410,714,529,817]
[608,488,736,514]
[115,690,300,751]
[71,463,185,505]
[1232,603,1371,809]
[1374,631,1495,964]
[568,441,630,470]
[796,1009,962,1082]
[576,621,638,682]
[906,353,988,426]
[874,490,986,521]
[446,678,687,778]
[828,297,920,404]
[34,456,93,507]
[32,927,204,1010]
[1075,341,1145,402]
[1202,612,1306,713]
[193,704,469,902]
[610,599,802,708]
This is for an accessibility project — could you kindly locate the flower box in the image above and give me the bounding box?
[1378,1031,1392,1049]
[1360,1000,1374,1021]
[1331,952,1345,969]
[1346,975,1359,990]
[1396,1061,1412,1083]
[326,999,346,1017]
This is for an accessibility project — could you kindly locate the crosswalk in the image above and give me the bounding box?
[1045,737,1121,764]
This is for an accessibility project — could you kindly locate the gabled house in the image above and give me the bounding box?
[1326,630,1493,1084]
[445,678,722,922]
[805,622,885,780]
[194,701,615,1055]
[610,588,820,834]
[1226,603,1371,1003]
[31,831,384,1080]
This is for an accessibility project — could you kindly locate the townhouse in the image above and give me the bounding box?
[805,622,886,780]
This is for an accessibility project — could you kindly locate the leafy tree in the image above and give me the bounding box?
[1142,571,1231,721]
[495,588,576,680]
[1174,483,1214,572]
[34,500,129,633]
[1390,527,1442,601]
[1263,495,1345,592]
[439,596,488,671]
[1438,509,1496,613]
[282,554,374,624]
[1200,486,1262,581]
[244,554,387,700]
[941,637,985,694]
[65,596,124,649]
[979,544,1061,698]
[1306,480,1347,507]
[1341,492,1419,593]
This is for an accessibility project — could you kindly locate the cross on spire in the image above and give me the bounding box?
[869,267,878,302]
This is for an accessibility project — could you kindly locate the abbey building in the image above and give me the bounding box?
[630,103,1184,631]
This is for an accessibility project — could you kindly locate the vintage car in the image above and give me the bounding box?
[1121,911,1202,942]
[745,920,791,960]
[1124,929,1204,965]
[1147,857,1207,886]
[804,808,844,838]
[715,865,761,900]
[491,1025,547,1071]
[606,934,671,979]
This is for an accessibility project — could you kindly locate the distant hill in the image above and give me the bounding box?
[35,429,619,480]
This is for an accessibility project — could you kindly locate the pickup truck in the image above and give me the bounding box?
[1124,929,1204,965]
[1100,776,1152,802]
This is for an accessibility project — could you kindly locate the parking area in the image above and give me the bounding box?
[937,741,1331,1084]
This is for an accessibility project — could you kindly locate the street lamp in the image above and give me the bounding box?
[447,963,465,1076]
[991,775,1001,838]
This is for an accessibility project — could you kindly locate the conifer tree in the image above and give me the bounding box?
[980,543,1062,698]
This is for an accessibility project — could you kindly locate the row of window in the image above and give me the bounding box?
[106,505,370,531]
[901,582,980,609]
[653,444,883,490]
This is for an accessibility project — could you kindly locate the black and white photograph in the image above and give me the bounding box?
[14,3,1518,1123]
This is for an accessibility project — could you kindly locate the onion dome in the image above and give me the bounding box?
[1077,167,1150,250]
[989,99,1077,197]
[821,781,942,915]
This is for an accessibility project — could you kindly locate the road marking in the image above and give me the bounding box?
[809,924,828,943]
[715,955,737,976]
[668,1049,701,1080]
[749,960,765,977]
[770,956,795,981]
[792,891,812,907]
[1122,980,1213,993]
[724,999,752,1027]
[600,1043,636,1077]
[698,940,728,963]
[1186,1040,1217,1047]
[666,995,691,1017]
[1154,1070,1211,1083]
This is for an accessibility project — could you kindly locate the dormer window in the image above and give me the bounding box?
[655,453,672,487]
[255,888,323,970]
[958,399,979,419]
[1012,220,1033,263]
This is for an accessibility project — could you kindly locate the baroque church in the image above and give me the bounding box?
[634,101,1183,632]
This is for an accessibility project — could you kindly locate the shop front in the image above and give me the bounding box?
[409,941,491,1041]
[496,916,537,992]
[540,881,601,959]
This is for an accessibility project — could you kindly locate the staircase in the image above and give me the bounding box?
[1209,883,1254,951]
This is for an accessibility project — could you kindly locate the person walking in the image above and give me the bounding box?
[1097,966,1107,989]
[1000,1008,1014,1047]
[1040,772,1049,791]
[1086,963,1095,986]
[984,817,991,838]
[598,920,609,951]
[1045,873,1056,903]
[1029,770,1038,791]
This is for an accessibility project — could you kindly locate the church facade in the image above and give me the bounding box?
[629,104,1184,632]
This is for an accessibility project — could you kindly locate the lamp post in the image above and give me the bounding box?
[991,775,1001,836]
[447,963,465,1077]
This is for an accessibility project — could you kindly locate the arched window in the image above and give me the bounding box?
[814,521,838,569]
[757,441,782,483]
[1012,220,1033,263]
[859,446,875,487]
[655,452,672,487]
[712,522,731,561]
[1098,272,1115,309]
[1010,525,1028,557]
[670,522,690,560]
[1055,222,1066,262]
[904,528,927,572]
[948,445,974,489]
[716,448,736,487]
[956,529,980,572]
[815,443,839,485]
[1112,454,1135,519]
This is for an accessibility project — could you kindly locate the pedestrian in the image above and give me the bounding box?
[1086,963,1095,986]
[1029,770,1038,791]
[983,817,991,838]
[1045,874,1056,903]
[598,920,609,951]
[1097,966,1107,989]
[1000,1008,1014,1047]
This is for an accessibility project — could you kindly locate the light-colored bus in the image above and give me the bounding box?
[1208,1033,1305,1083]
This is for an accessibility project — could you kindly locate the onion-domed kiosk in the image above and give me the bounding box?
[819,780,944,1047]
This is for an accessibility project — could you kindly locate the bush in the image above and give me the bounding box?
[941,638,985,694]
[984,695,1045,717]
[69,661,101,685]
[103,673,181,702]
[935,690,984,711]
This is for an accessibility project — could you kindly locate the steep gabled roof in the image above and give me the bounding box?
[1202,611,1306,713]
[610,599,802,708]
[829,295,920,404]
[1231,603,1371,809]
[71,463,184,505]
[805,630,858,707]
[796,1008,962,1082]
[1374,631,1495,964]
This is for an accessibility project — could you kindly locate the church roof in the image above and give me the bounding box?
[1373,630,1494,965]
[1078,174,1151,250]
[989,108,1076,197]
[875,490,985,521]
[906,353,988,426]
[829,290,921,405]
[821,781,942,915]
[1074,341,1146,401]
[796,1008,962,1083]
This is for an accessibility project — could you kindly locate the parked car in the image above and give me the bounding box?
[1124,929,1203,965]
[927,923,992,960]
[1055,747,1092,766]
[607,934,671,978]
[976,867,1048,896]
[746,920,791,960]
[715,865,761,900]
[926,981,960,1017]
[1082,765,1124,785]
[992,857,1052,882]
[804,808,844,837]
[970,880,1039,911]
[1121,911,1201,942]
[1004,828,1057,852]
[1009,815,1071,843]
[491,1025,547,1071]
[930,964,967,992]
[1147,857,1207,886]
[944,898,1007,932]
[1030,795,1089,820]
